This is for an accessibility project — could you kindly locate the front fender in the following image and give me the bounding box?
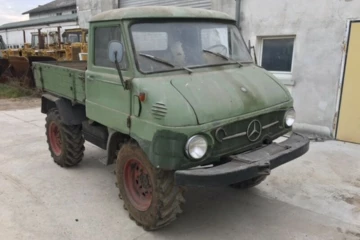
[41,93,86,125]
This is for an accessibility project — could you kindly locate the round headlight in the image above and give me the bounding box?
[185,135,208,160]
[285,109,296,127]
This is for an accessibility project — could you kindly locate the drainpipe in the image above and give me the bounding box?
[23,30,26,45]
[118,0,120,8]
[235,0,241,29]
[57,26,61,49]
[38,28,44,49]
[5,29,9,47]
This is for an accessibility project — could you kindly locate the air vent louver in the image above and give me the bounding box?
[151,102,167,119]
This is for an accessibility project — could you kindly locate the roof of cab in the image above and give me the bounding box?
[90,6,234,22]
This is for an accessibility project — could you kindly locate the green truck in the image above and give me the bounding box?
[33,6,309,230]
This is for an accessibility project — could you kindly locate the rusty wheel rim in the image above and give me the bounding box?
[123,159,153,211]
[49,122,62,156]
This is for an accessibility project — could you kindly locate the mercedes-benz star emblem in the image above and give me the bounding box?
[247,120,262,142]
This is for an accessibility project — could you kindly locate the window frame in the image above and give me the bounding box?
[128,19,253,75]
[92,24,128,71]
[258,35,296,85]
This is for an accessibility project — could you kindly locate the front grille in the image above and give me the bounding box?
[211,111,285,156]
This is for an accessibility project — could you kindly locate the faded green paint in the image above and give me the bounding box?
[170,65,290,124]
[90,6,234,22]
[34,7,295,170]
[33,62,86,104]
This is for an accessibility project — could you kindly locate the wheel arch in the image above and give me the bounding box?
[41,93,86,125]
[106,130,151,166]
[106,129,130,165]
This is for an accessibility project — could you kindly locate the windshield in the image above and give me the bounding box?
[131,21,253,73]
[63,33,81,43]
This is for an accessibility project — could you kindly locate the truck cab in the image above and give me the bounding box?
[33,6,309,231]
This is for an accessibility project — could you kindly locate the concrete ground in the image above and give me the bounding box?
[0,107,360,240]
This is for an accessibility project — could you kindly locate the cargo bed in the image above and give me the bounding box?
[33,61,87,104]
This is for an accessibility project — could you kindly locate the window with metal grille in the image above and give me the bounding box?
[261,37,295,72]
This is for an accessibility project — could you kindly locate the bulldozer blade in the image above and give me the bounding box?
[8,56,29,78]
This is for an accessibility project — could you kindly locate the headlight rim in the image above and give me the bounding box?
[185,134,208,160]
[284,108,296,128]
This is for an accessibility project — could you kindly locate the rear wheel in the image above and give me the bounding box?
[45,109,85,167]
[116,144,185,231]
[230,175,267,189]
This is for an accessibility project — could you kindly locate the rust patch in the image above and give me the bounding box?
[90,6,234,22]
[8,56,29,78]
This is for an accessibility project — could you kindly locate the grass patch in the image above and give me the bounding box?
[0,83,35,99]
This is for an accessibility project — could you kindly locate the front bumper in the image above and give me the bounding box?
[175,132,309,187]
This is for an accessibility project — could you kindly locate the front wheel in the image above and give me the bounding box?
[230,175,267,189]
[116,144,185,231]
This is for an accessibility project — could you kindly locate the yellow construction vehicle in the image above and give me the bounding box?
[62,28,88,61]
[0,27,88,87]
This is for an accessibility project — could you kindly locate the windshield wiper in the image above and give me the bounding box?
[202,49,243,67]
[138,53,175,68]
[138,53,193,74]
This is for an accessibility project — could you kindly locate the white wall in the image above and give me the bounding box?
[29,7,77,19]
[77,0,118,28]
[211,0,360,136]
[30,11,75,19]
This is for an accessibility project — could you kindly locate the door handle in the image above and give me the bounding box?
[87,75,94,81]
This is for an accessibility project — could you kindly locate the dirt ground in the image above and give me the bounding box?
[0,97,40,111]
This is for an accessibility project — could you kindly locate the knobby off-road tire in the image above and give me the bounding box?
[45,109,85,167]
[116,144,185,231]
[230,175,267,189]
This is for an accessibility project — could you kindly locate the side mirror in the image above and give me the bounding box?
[108,41,123,63]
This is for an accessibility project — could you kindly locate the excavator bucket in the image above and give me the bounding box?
[8,56,29,78]
[0,58,9,79]
[7,56,56,88]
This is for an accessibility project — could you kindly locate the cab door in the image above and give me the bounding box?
[85,22,131,133]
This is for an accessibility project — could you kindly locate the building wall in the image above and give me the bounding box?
[211,0,360,136]
[77,0,118,28]
[29,6,77,19]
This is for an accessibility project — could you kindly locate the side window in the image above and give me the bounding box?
[94,26,127,69]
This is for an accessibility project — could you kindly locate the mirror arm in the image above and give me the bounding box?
[114,51,129,90]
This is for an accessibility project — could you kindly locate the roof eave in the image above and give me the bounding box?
[22,3,76,15]
[0,14,78,31]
